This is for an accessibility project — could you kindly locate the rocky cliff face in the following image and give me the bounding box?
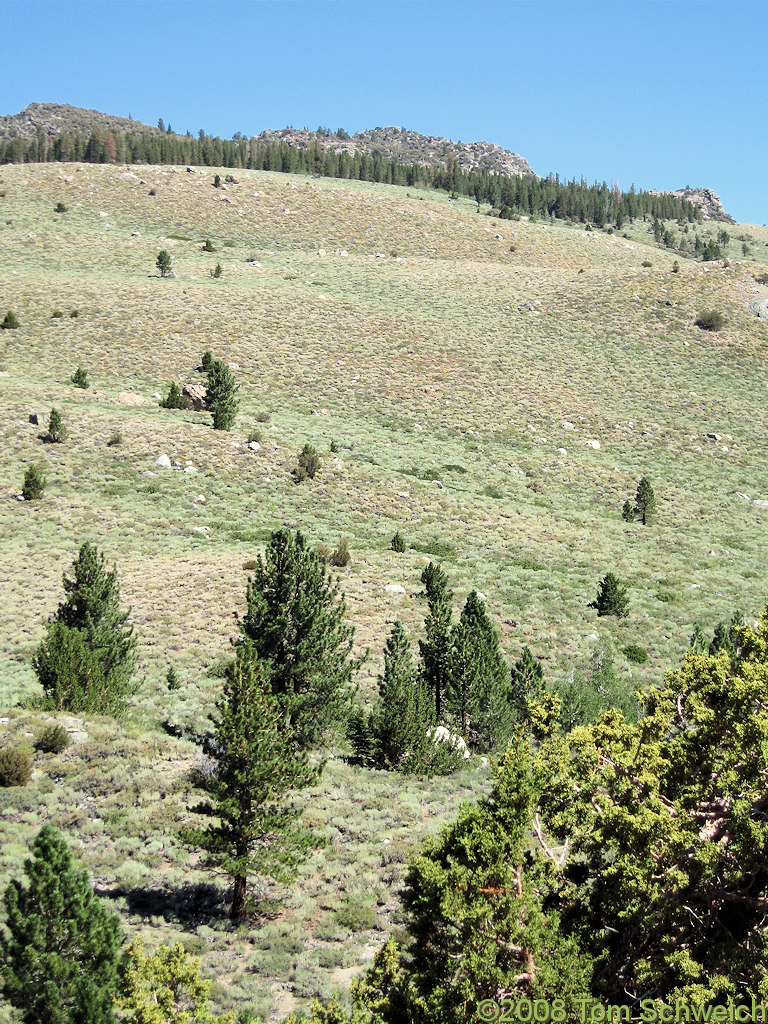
[256,126,536,178]
[645,184,731,222]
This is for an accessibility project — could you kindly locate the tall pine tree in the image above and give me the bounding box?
[238,528,361,747]
[509,646,545,724]
[181,648,319,920]
[418,563,454,723]
[1,825,124,1024]
[371,621,433,771]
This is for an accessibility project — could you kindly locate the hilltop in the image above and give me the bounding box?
[0,158,767,1019]
[0,104,731,220]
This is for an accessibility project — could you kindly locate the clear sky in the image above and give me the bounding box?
[2,1,766,224]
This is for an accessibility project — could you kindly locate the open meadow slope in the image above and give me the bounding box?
[1,161,768,1018]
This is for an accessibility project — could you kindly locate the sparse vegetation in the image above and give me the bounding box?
[33,723,70,753]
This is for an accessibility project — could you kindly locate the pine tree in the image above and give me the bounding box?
[447,592,512,751]
[205,359,239,431]
[47,408,68,443]
[589,571,630,618]
[371,621,433,771]
[0,825,123,1024]
[634,475,656,525]
[509,645,545,724]
[238,528,361,747]
[621,499,635,523]
[181,649,319,920]
[33,542,136,715]
[118,940,225,1024]
[156,250,172,278]
[22,463,46,500]
[419,563,454,722]
[160,381,185,410]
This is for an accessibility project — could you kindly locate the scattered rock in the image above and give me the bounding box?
[397,491,410,498]
[118,392,147,406]
[753,500,768,510]
[227,362,240,371]
[247,441,261,451]
[433,480,444,489]
[311,408,331,417]
[585,439,601,450]
[476,591,487,601]
[317,248,326,256]
[706,432,722,441]
[557,447,567,456]
[561,420,574,431]
[224,174,239,184]
[735,491,750,500]
[183,465,198,473]
[384,584,406,595]
[155,454,172,469]
[192,526,209,534]
[182,382,207,411]
[131,231,140,237]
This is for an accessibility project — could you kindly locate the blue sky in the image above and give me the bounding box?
[2,1,766,224]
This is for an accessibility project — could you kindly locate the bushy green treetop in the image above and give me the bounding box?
[0,825,123,1024]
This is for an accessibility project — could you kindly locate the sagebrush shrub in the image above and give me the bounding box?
[1,310,20,329]
[623,644,648,665]
[0,747,32,787]
[294,444,321,482]
[391,531,406,553]
[695,309,725,331]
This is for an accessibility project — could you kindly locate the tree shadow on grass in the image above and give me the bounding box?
[97,880,229,927]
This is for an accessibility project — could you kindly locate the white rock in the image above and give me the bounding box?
[196,494,206,503]
[735,492,750,501]
[557,447,567,456]
[184,466,198,473]
[99,211,108,217]
[585,439,601,449]
[753,500,768,510]
[228,362,240,371]
[476,591,487,601]
[397,491,410,498]
[317,248,326,256]
[155,454,172,468]
[384,584,406,595]
[192,526,209,534]
[248,441,261,451]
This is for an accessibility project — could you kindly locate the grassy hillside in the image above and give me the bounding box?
[1,161,768,1018]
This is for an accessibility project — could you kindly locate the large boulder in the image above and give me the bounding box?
[182,382,207,411]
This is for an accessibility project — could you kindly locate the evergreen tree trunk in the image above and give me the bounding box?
[231,874,247,921]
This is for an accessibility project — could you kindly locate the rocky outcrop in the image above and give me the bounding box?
[0,103,164,141]
[256,126,536,178]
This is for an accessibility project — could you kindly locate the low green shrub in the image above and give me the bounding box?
[34,724,70,754]
[695,309,725,331]
[54,201,68,213]
[294,444,321,482]
[329,537,351,567]
[71,366,88,388]
[254,410,270,422]
[391,531,406,553]
[0,747,33,787]
[623,644,648,665]
[160,382,185,409]
[1,310,20,329]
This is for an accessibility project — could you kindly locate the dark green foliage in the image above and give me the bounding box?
[213,174,221,188]
[418,563,453,722]
[634,475,656,525]
[254,410,270,422]
[54,201,67,213]
[156,249,172,277]
[589,571,629,618]
[329,537,351,567]
[1,310,19,329]
[210,262,222,279]
[294,444,321,482]
[0,747,32,788]
[390,531,406,553]
[199,350,213,373]
[32,542,136,716]
[71,366,88,388]
[672,259,680,273]
[237,528,361,747]
[47,408,67,443]
[52,310,64,318]
[166,666,180,691]
[201,238,216,252]
[0,825,123,1023]
[691,611,744,671]
[447,592,513,751]
[390,744,591,1022]
[347,705,376,767]
[509,645,545,724]
[33,724,70,754]
[22,463,46,500]
[69,309,79,318]
[621,499,635,522]
[369,622,434,772]
[180,648,320,919]
[623,643,648,664]
[641,259,652,268]
[695,308,725,330]
[329,438,339,453]
[205,360,239,431]
[106,430,122,447]
[159,381,185,409]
